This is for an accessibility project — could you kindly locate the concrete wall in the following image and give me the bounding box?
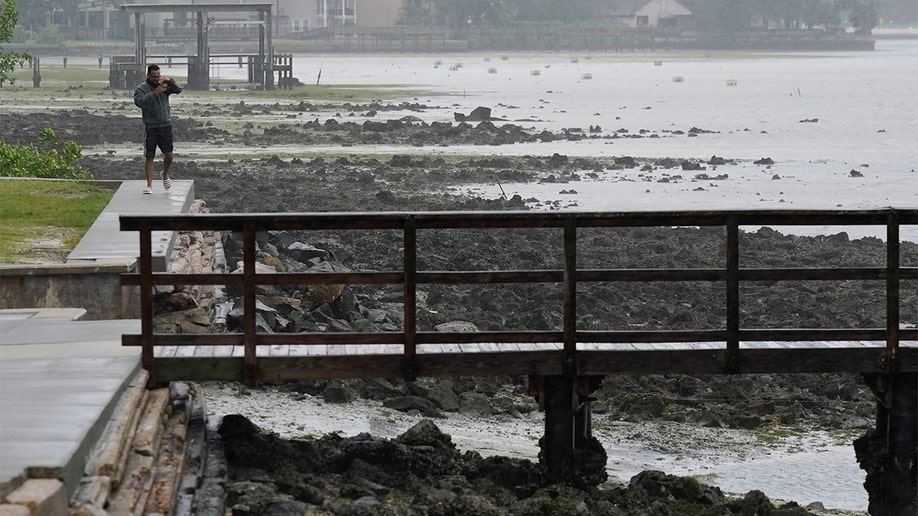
[0,259,139,320]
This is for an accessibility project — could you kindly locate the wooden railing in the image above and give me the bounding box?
[121,209,918,384]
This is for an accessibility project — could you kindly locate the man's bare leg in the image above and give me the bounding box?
[144,158,155,188]
[162,152,173,181]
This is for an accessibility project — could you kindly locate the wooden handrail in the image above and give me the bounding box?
[120,209,910,231]
[121,209,918,382]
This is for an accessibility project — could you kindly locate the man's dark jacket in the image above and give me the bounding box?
[133,78,182,128]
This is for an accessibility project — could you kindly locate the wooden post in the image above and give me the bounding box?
[886,212,900,367]
[562,219,577,376]
[543,375,575,483]
[402,220,417,381]
[725,218,739,372]
[574,393,591,446]
[134,13,144,64]
[242,222,257,384]
[264,9,274,90]
[140,222,154,378]
[32,57,41,87]
[574,376,602,447]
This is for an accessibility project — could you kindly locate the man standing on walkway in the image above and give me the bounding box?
[133,64,182,194]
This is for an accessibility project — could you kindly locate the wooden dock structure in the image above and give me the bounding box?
[335,26,453,53]
[111,3,276,91]
[121,208,917,482]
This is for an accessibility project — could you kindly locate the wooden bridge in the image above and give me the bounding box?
[120,208,917,481]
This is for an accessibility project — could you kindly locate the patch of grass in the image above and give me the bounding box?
[0,179,114,263]
[195,83,438,102]
[9,64,110,89]
[754,425,801,445]
[7,60,425,97]
[827,428,863,445]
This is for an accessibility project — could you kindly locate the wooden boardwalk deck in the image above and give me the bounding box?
[154,340,914,358]
[136,339,917,383]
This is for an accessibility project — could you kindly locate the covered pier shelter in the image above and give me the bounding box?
[111,3,274,91]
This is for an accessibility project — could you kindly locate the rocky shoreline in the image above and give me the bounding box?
[151,193,908,515]
[4,88,915,514]
[210,413,821,516]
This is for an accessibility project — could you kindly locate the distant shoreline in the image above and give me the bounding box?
[7,28,917,57]
[873,27,918,39]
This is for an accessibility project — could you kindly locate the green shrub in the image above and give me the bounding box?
[12,24,27,43]
[35,23,63,44]
[0,128,92,179]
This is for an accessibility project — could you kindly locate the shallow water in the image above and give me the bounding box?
[712,446,865,510]
[205,40,917,162]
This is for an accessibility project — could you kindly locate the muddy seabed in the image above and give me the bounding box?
[4,74,916,514]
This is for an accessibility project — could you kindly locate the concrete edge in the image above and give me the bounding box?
[60,360,144,501]
[0,308,87,320]
[0,360,144,502]
[0,258,137,276]
[0,178,123,191]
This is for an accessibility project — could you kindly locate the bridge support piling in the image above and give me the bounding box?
[575,394,592,447]
[856,372,917,516]
[542,375,575,482]
[537,375,606,484]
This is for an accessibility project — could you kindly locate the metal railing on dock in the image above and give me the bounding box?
[110,53,293,90]
[121,209,918,384]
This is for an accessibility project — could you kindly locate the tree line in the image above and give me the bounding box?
[399,0,901,35]
[1,0,912,59]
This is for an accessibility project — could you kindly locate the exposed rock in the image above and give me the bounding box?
[425,384,461,412]
[455,106,495,122]
[154,307,212,333]
[383,395,446,418]
[322,380,358,404]
[434,320,479,333]
[216,416,818,515]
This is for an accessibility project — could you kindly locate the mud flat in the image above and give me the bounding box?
[4,56,916,514]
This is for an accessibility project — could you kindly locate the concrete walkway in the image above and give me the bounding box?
[1,179,195,506]
[0,309,141,500]
[67,179,194,271]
